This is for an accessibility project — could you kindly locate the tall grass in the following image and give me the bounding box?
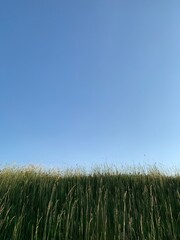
[0,166,179,239]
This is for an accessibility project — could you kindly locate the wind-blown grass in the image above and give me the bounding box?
[0,165,179,239]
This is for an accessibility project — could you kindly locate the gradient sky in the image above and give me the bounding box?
[1,0,180,172]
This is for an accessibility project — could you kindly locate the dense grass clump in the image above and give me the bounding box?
[0,166,179,239]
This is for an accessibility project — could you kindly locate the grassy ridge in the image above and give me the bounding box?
[0,167,179,240]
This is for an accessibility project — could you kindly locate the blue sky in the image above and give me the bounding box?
[0,0,180,172]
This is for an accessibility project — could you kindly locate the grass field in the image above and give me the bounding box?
[0,165,179,240]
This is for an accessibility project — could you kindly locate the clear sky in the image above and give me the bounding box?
[0,0,180,172]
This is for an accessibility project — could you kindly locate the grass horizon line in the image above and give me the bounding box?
[0,163,179,177]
